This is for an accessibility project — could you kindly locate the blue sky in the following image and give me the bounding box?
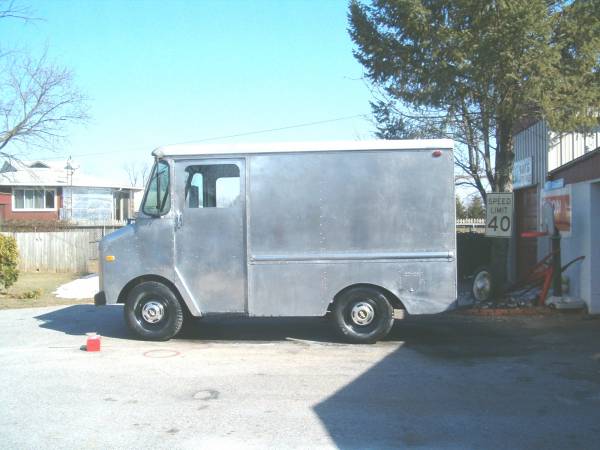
[3,0,374,181]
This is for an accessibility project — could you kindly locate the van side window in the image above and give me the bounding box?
[185,164,240,208]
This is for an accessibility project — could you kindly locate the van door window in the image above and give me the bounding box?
[185,164,240,208]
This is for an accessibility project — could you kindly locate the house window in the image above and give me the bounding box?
[13,188,56,210]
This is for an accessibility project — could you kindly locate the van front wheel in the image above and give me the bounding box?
[332,287,394,344]
[124,281,184,341]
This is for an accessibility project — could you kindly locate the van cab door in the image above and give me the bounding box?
[173,159,246,314]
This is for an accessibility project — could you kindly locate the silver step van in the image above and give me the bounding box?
[95,140,456,343]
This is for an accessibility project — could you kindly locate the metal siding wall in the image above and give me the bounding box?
[514,121,549,267]
[590,182,600,313]
[514,121,548,186]
[549,130,600,172]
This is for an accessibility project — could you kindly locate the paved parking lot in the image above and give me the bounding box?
[1,305,599,449]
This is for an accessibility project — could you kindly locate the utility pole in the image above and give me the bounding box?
[64,157,77,222]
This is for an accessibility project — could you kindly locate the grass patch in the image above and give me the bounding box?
[0,272,93,309]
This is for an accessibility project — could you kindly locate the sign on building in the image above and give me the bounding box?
[541,185,571,236]
[485,192,514,238]
[513,157,532,189]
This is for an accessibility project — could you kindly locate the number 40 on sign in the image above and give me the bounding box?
[485,192,513,238]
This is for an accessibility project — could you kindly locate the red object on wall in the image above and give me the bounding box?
[521,231,548,238]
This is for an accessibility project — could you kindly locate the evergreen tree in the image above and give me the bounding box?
[456,196,467,219]
[466,196,485,219]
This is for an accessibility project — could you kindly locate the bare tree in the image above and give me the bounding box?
[0,2,87,157]
[0,0,32,21]
[123,162,150,188]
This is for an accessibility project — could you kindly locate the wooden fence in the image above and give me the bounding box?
[1,226,121,273]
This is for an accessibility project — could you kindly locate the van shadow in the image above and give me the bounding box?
[33,304,535,352]
[177,316,339,343]
[33,304,340,343]
[35,305,132,340]
[34,305,534,356]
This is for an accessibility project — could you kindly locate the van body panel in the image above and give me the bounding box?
[245,150,456,316]
[99,215,176,303]
[247,151,454,255]
[248,258,455,316]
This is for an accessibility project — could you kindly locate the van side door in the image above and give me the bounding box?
[173,159,247,314]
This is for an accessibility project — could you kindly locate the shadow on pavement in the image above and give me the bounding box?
[33,304,340,342]
[34,281,483,344]
[313,315,600,449]
[177,316,339,343]
[34,304,544,352]
[35,305,131,339]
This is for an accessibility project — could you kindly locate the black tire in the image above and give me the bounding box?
[471,266,495,303]
[332,286,394,344]
[124,281,184,341]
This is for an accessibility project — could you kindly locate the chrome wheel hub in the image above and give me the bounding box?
[141,301,165,324]
[350,302,375,326]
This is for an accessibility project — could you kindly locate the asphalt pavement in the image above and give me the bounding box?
[1,305,599,449]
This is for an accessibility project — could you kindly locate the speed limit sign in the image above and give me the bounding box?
[485,192,513,238]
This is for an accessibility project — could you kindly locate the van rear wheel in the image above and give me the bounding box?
[124,281,184,341]
[472,266,495,303]
[332,287,394,344]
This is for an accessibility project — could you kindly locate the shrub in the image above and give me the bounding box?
[19,288,42,299]
[0,234,19,289]
[0,219,72,232]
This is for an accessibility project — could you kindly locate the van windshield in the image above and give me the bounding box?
[142,160,170,216]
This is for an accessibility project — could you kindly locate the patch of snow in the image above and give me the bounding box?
[53,274,99,299]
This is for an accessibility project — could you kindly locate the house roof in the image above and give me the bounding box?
[153,139,454,157]
[0,159,140,190]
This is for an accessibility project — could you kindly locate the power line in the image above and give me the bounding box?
[171,114,370,145]
[32,113,371,161]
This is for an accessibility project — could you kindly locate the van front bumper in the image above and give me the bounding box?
[94,291,107,306]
